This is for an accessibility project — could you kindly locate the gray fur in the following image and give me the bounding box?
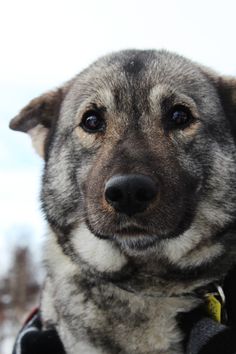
[10,49,236,353]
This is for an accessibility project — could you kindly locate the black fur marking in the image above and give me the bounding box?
[86,327,124,354]
[47,216,73,236]
[44,117,58,162]
[120,53,152,121]
[123,58,145,76]
[85,216,113,240]
[161,252,225,283]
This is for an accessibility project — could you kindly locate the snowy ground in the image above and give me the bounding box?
[0,302,40,354]
[0,319,18,354]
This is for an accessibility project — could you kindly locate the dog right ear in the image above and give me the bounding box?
[9,82,72,158]
[216,77,236,136]
[201,69,236,137]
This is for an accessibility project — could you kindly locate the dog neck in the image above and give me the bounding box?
[44,225,227,299]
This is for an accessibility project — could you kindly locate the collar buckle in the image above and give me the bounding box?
[205,284,227,324]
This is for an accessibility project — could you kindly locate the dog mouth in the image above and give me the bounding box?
[85,195,196,249]
[86,218,164,241]
[113,225,154,237]
[85,214,195,251]
[85,194,196,245]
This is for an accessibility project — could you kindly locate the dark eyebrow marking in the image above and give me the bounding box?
[90,103,107,113]
[123,58,145,76]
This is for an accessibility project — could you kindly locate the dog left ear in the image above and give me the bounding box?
[216,77,236,135]
[9,82,72,158]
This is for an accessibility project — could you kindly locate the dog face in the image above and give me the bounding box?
[10,50,236,264]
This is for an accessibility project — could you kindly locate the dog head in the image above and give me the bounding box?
[10,50,236,271]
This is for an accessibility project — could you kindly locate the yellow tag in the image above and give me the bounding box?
[206,294,221,323]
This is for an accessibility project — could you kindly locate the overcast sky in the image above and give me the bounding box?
[1,0,236,274]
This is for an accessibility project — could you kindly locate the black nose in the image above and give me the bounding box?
[104,174,158,216]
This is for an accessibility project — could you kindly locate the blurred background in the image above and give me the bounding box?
[1,0,236,352]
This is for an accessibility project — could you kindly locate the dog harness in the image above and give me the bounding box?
[12,308,65,354]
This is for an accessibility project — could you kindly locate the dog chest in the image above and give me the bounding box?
[42,273,198,354]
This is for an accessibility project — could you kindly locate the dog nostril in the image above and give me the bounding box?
[135,187,156,202]
[105,187,123,203]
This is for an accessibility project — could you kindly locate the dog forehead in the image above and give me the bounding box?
[63,50,213,120]
[82,50,207,91]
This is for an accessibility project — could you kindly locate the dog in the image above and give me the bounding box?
[10,49,236,354]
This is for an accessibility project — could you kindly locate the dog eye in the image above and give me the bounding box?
[80,111,105,133]
[169,105,193,128]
